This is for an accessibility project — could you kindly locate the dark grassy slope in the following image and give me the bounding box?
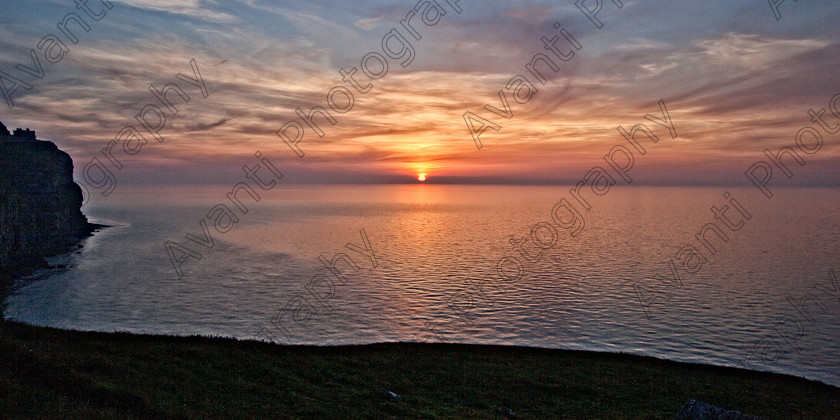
[0,320,837,419]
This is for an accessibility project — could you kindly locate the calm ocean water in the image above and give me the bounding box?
[4,185,839,386]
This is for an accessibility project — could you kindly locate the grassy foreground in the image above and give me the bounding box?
[0,320,837,419]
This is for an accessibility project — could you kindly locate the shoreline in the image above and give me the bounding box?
[6,319,840,390]
[1,319,837,418]
[0,222,106,306]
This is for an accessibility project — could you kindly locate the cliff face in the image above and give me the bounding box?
[0,137,93,273]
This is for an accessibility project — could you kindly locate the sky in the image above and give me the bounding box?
[1,0,839,202]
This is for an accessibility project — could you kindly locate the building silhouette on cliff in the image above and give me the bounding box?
[0,121,37,141]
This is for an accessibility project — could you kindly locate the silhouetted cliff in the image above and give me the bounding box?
[1,126,96,281]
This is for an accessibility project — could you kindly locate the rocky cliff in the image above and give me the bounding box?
[0,129,95,279]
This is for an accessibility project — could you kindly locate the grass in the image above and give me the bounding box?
[0,319,838,419]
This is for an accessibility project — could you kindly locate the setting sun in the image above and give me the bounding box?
[418,174,426,182]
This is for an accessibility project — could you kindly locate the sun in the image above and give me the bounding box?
[418,174,426,182]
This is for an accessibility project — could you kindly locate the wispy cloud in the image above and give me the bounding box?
[115,0,237,23]
[354,17,383,31]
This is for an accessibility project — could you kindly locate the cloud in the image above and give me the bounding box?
[354,17,383,31]
[115,0,237,23]
[185,117,234,131]
[694,32,830,69]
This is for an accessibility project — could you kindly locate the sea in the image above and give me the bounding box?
[4,185,839,387]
